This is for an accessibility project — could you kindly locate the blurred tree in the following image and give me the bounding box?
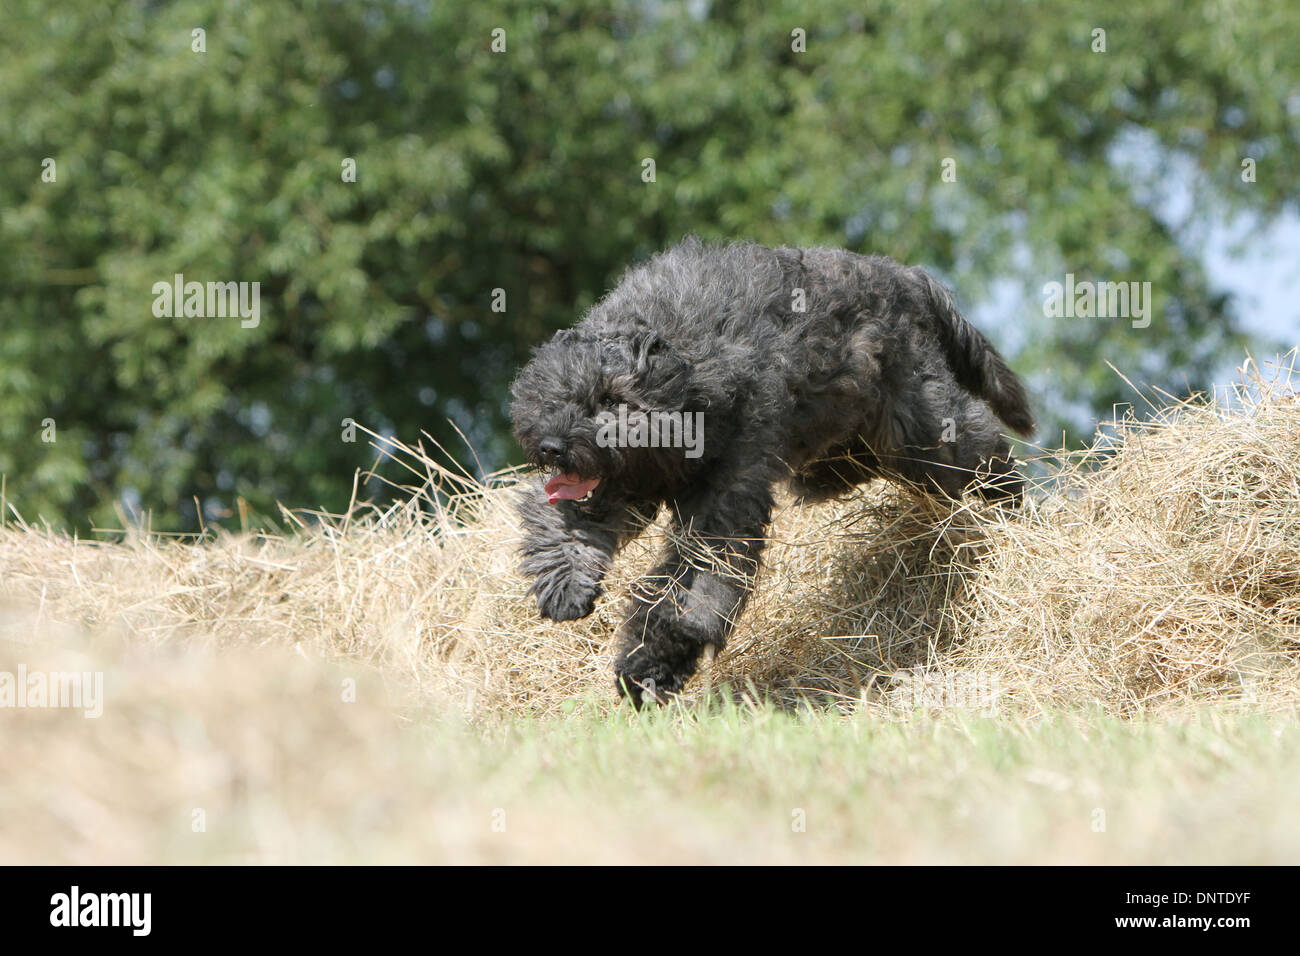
[1,0,1296,530]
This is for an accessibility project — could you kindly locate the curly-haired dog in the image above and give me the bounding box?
[510,238,1034,706]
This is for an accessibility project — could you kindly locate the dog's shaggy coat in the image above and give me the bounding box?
[510,238,1034,705]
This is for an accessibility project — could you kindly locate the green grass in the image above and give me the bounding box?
[444,702,1299,864]
[3,645,1296,864]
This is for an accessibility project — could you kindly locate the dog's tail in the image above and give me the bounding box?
[915,269,1036,437]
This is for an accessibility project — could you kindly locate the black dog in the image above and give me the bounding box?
[510,238,1033,705]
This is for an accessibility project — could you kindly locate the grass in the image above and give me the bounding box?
[1,356,1299,863]
[1,636,1295,863]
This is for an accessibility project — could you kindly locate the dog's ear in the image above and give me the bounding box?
[628,329,672,374]
[600,329,693,403]
[626,329,693,401]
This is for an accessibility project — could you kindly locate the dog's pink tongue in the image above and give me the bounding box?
[544,473,601,504]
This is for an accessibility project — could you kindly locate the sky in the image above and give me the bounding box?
[1204,208,1300,347]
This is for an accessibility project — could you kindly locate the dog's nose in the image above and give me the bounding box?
[538,437,565,463]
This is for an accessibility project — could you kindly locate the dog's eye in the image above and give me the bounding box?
[598,392,617,408]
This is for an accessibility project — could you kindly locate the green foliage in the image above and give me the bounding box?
[2,0,1296,530]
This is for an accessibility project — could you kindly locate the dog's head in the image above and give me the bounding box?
[510,325,698,503]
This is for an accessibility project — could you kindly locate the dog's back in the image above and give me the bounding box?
[592,238,1033,443]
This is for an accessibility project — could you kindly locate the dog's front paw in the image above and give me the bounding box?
[533,571,602,621]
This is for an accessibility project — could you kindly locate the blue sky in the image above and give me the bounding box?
[1205,208,1300,347]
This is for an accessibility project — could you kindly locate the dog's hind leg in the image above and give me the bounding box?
[789,441,882,503]
[518,480,657,622]
[967,438,1024,505]
[893,397,1025,505]
[613,465,776,706]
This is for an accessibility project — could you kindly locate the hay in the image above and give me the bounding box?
[2,360,1298,721]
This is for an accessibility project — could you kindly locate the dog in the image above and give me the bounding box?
[510,238,1034,705]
